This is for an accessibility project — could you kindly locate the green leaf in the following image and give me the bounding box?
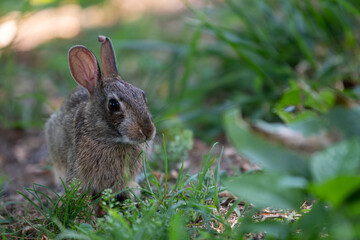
[275,81,335,123]
[223,109,310,177]
[310,176,360,208]
[288,115,327,136]
[277,109,317,124]
[319,89,336,108]
[168,211,189,240]
[276,80,301,108]
[235,217,291,239]
[303,86,335,113]
[225,172,307,209]
[311,139,360,183]
[294,202,329,239]
[75,223,94,233]
[327,106,360,138]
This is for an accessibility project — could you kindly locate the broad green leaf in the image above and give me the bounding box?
[235,217,291,239]
[75,223,94,233]
[277,109,317,124]
[275,81,335,123]
[289,115,327,136]
[311,139,360,183]
[280,81,301,104]
[224,109,310,177]
[327,106,360,138]
[319,89,336,108]
[303,87,335,113]
[168,211,189,240]
[310,176,360,208]
[346,200,360,216]
[225,172,307,209]
[295,202,329,239]
[329,213,358,240]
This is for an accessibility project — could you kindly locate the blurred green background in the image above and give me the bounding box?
[1,0,360,141]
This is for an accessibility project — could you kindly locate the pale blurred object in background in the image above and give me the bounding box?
[0,0,200,51]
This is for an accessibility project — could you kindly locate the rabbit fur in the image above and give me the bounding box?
[45,36,156,198]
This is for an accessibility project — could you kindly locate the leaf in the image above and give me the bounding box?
[294,202,329,239]
[168,211,189,240]
[275,81,335,123]
[223,109,310,177]
[327,106,360,138]
[75,223,94,233]
[288,115,327,136]
[236,218,291,239]
[303,87,335,113]
[276,81,301,107]
[226,172,307,209]
[310,176,360,208]
[311,139,360,183]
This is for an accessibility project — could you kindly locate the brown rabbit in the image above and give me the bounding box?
[45,36,156,199]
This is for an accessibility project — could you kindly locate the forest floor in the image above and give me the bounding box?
[0,127,256,194]
[0,127,260,235]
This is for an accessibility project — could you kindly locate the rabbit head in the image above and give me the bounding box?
[68,36,155,144]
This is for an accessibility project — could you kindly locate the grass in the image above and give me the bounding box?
[3,142,231,239]
[6,111,360,239]
[1,0,360,239]
[17,179,96,237]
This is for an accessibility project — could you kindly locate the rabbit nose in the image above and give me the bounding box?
[139,127,155,141]
[139,129,147,140]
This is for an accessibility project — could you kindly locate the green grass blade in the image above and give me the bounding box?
[179,26,202,96]
[142,151,154,196]
[225,198,243,220]
[162,135,168,204]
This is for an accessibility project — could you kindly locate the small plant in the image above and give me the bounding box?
[101,189,120,210]
[17,178,96,238]
[153,124,194,171]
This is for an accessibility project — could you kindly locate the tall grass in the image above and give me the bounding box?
[178,0,360,130]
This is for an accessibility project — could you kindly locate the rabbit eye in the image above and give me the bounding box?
[108,98,120,112]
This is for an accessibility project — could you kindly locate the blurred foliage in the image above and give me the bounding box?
[181,0,360,139]
[0,0,108,16]
[224,108,360,239]
[2,0,359,141]
[152,124,193,171]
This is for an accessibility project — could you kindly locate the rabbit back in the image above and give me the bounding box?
[45,86,88,185]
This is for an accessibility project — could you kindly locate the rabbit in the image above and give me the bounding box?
[45,35,156,199]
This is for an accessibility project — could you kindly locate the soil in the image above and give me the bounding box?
[0,128,52,195]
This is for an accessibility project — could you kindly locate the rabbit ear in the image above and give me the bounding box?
[98,35,118,77]
[68,46,100,94]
